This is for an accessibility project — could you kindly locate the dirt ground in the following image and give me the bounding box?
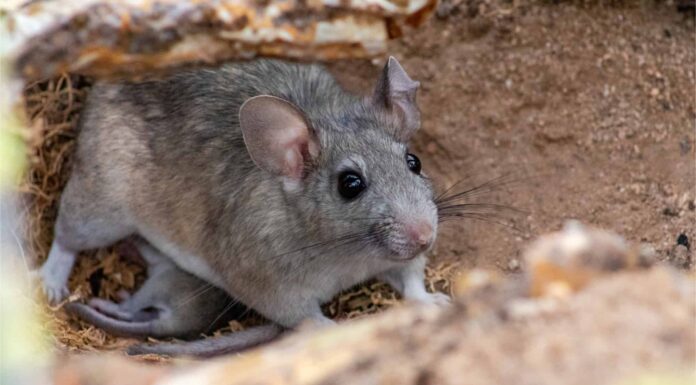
[329,0,695,271]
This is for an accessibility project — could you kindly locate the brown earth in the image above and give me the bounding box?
[329,0,695,272]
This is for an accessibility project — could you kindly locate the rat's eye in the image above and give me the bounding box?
[406,153,421,175]
[338,171,366,200]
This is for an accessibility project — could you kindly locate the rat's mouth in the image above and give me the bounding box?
[384,252,420,262]
[373,225,435,262]
[382,243,423,262]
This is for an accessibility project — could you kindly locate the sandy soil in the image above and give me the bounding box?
[329,0,695,271]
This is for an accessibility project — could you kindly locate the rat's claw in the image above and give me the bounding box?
[43,283,70,305]
[36,267,70,305]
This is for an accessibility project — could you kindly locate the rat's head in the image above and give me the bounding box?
[240,57,437,261]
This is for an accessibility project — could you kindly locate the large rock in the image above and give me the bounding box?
[1,0,436,80]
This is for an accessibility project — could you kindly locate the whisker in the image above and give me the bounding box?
[207,298,239,332]
[304,228,389,258]
[435,173,518,204]
[175,282,216,308]
[313,214,386,223]
[434,172,503,202]
[435,172,545,206]
[438,212,522,232]
[328,228,389,252]
[275,231,371,258]
[437,202,527,215]
[273,224,392,259]
[231,306,254,322]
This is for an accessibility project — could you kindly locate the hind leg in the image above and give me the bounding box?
[88,298,133,320]
[39,176,134,304]
[89,240,173,319]
[84,278,163,322]
[83,287,131,319]
[119,249,176,320]
[39,241,77,304]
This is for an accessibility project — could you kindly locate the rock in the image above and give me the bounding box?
[507,258,520,271]
[1,0,437,81]
[523,220,653,297]
[47,266,696,385]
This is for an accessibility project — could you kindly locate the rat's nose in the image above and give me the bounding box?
[405,220,434,249]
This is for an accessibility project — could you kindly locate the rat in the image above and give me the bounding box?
[63,237,268,341]
[37,56,449,354]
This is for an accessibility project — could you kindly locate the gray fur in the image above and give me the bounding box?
[39,57,447,353]
[126,324,283,357]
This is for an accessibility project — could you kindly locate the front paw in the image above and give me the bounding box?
[41,280,70,306]
[419,292,451,306]
[296,316,336,332]
[31,268,69,305]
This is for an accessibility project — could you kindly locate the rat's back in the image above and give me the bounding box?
[76,60,346,181]
[72,60,348,220]
[62,60,352,290]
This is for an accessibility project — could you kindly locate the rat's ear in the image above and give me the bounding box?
[372,56,421,142]
[240,95,319,180]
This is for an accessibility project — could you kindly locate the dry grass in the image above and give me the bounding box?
[19,74,458,359]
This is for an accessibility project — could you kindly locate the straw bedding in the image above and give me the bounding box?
[19,73,457,358]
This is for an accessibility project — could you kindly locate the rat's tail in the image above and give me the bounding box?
[65,302,156,338]
[126,324,284,357]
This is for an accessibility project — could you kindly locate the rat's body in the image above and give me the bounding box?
[40,58,447,353]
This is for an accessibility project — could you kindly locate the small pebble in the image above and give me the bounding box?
[677,233,690,250]
[662,207,679,217]
[507,258,520,270]
[679,139,691,155]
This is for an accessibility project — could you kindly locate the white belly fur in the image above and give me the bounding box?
[138,228,226,289]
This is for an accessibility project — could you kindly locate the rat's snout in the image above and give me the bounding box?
[385,215,436,260]
[380,193,438,260]
[405,220,434,250]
